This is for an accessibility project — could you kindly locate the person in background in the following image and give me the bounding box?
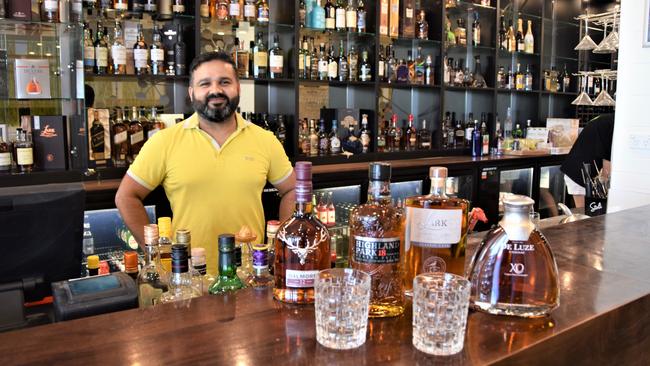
[561,113,615,208]
[115,52,295,275]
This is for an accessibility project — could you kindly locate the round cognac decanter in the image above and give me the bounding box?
[467,195,559,317]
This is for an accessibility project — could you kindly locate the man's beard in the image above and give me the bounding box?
[192,92,240,123]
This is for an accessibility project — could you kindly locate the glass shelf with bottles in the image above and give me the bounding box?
[84,74,189,81]
[296,37,374,84]
[446,1,496,12]
[301,26,374,39]
[82,1,196,22]
[498,49,540,57]
[442,54,491,90]
[0,19,85,33]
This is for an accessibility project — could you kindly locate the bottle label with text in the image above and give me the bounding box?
[405,207,462,250]
[353,236,400,264]
[285,269,319,288]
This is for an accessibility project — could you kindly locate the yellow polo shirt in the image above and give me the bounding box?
[127,112,292,275]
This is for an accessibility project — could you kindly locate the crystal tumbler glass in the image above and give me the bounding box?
[412,272,471,355]
[315,268,371,349]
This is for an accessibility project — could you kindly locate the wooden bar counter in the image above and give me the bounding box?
[2,206,650,365]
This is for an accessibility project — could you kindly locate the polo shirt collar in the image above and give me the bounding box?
[183,112,250,131]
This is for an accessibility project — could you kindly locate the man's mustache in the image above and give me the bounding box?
[206,93,229,103]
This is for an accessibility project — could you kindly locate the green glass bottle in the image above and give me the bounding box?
[209,234,246,294]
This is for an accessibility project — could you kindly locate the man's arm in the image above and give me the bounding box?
[273,171,296,222]
[115,174,153,250]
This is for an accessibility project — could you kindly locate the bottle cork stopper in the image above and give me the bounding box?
[429,166,448,179]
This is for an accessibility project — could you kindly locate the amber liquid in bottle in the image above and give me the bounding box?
[349,163,405,317]
[112,108,129,167]
[273,162,331,304]
[403,167,469,296]
[467,195,560,317]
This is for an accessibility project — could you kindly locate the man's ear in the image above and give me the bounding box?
[188,87,193,102]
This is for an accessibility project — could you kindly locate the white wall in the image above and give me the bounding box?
[607,0,650,212]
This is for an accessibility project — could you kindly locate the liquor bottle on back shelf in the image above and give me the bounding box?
[330,120,341,154]
[360,114,371,153]
[83,24,95,73]
[403,167,470,296]
[150,24,165,75]
[174,24,186,75]
[94,24,109,75]
[406,114,417,150]
[516,18,525,52]
[349,162,405,317]
[524,20,534,54]
[128,106,144,163]
[472,12,481,46]
[134,24,149,75]
[254,32,268,78]
[357,0,366,33]
[318,119,329,156]
[338,40,348,82]
[416,10,428,39]
[112,107,128,166]
[111,21,127,75]
[499,15,507,50]
[41,0,59,22]
[269,33,284,79]
[273,162,331,304]
[359,50,372,81]
[90,110,105,160]
[418,119,432,149]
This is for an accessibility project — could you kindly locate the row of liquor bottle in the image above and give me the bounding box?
[82,0,191,18]
[542,66,572,93]
[116,160,557,318]
[83,21,187,76]
[440,109,534,154]
[297,39,382,83]
[442,55,487,88]
[90,106,168,165]
[495,63,535,91]
[239,111,288,146]
[0,129,35,173]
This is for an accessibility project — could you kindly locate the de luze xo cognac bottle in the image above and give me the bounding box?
[403,166,469,296]
[349,162,405,317]
[273,162,331,304]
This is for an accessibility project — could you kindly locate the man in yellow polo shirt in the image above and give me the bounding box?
[115,52,295,274]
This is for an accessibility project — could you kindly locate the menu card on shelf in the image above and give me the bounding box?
[15,59,51,99]
[31,115,68,171]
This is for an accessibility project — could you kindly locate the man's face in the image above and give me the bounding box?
[189,60,240,123]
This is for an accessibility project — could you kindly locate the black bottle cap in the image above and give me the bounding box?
[369,162,391,181]
[219,234,235,252]
[171,244,189,273]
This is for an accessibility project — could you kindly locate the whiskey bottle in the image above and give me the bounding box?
[276,114,287,146]
[349,162,405,317]
[318,118,329,155]
[268,34,284,79]
[346,0,357,32]
[515,63,524,90]
[148,107,164,138]
[133,24,149,75]
[244,0,256,22]
[524,64,533,91]
[209,234,247,294]
[425,55,434,85]
[403,166,469,296]
[348,45,358,81]
[377,120,387,152]
[377,45,386,82]
[467,195,560,317]
[338,40,348,82]
[327,44,337,81]
[172,0,185,14]
[128,106,144,162]
[144,0,156,12]
[472,12,481,46]
[253,32,268,78]
[0,135,11,172]
[309,119,318,156]
[229,0,241,20]
[472,55,486,88]
[174,24,186,75]
[414,47,425,85]
[273,162,331,304]
[356,0,366,32]
[113,0,128,11]
[416,10,428,39]
[90,110,105,160]
[317,43,328,81]
[94,24,109,75]
[358,115,371,153]
[111,21,127,75]
[455,18,466,46]
[359,50,371,82]
[400,0,415,38]
[330,120,341,154]
[324,0,335,30]
[387,114,398,152]
[404,114,416,150]
[40,0,59,22]
[83,24,95,73]
[137,224,168,309]
[335,0,346,31]
[15,130,34,173]
[499,15,507,50]
[418,119,432,149]
[112,107,128,166]
[150,24,165,75]
[257,0,269,23]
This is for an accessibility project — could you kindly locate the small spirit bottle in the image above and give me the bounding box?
[269,33,284,79]
[160,244,199,307]
[15,130,33,173]
[124,251,139,280]
[467,195,560,317]
[191,247,214,295]
[403,167,469,295]
[209,234,246,294]
[137,224,169,308]
[349,162,405,317]
[246,244,274,288]
[273,162,331,304]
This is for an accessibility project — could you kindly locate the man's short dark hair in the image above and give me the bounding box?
[188,52,237,83]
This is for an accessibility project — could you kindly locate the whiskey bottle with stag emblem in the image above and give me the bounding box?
[403,166,469,296]
[273,161,331,304]
[349,162,405,317]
